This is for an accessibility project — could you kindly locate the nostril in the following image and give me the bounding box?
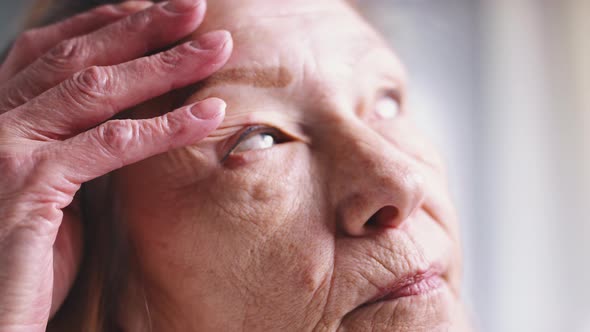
[365,214,379,228]
[365,206,400,229]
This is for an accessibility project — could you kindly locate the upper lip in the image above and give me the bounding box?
[343,209,454,313]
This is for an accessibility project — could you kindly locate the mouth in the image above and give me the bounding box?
[364,266,446,306]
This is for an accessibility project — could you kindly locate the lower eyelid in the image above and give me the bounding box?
[222,142,285,168]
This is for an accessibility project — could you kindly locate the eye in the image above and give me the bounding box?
[232,132,276,154]
[228,126,288,157]
[375,94,401,119]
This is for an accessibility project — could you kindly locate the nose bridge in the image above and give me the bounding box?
[324,120,426,235]
[345,127,424,204]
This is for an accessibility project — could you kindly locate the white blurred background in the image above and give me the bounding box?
[1,1,589,331]
[361,1,590,331]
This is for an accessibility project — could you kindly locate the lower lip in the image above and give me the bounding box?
[378,274,445,302]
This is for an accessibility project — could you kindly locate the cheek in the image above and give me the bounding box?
[243,234,335,328]
[198,147,334,298]
[119,145,335,323]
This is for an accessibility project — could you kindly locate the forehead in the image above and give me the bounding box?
[191,0,389,69]
[182,0,406,113]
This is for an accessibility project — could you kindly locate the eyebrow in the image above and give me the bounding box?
[196,66,294,90]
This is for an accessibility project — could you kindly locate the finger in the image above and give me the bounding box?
[0,1,153,82]
[0,0,207,112]
[7,30,231,140]
[57,98,225,184]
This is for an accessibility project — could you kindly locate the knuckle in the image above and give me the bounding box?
[125,9,153,33]
[156,48,186,69]
[154,113,182,136]
[69,66,113,101]
[43,38,86,72]
[96,120,137,155]
[93,4,126,17]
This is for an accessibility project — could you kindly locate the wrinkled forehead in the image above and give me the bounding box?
[192,0,381,65]
[200,0,357,25]
[184,0,399,95]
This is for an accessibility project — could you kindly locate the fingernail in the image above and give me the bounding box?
[190,98,226,120]
[190,30,230,50]
[163,0,203,13]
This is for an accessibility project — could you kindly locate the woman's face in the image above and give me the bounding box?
[113,0,467,330]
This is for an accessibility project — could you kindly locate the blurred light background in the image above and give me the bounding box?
[1,1,588,332]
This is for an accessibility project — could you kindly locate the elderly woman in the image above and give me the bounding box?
[0,0,471,331]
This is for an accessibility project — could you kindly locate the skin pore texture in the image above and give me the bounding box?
[110,0,471,330]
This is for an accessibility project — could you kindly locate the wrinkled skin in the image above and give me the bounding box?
[0,1,231,331]
[0,0,470,330]
[114,0,471,331]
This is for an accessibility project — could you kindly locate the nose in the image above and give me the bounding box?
[327,124,426,237]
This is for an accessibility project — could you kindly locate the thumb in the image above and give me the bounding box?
[50,196,83,318]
